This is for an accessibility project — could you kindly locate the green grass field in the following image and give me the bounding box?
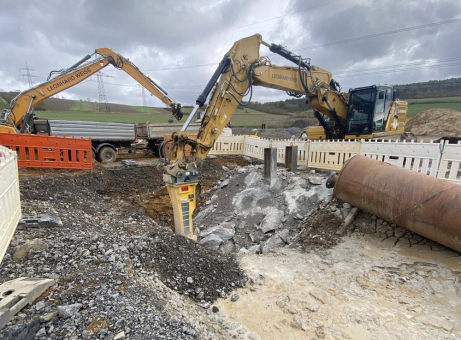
[407,102,461,117]
[405,96,461,116]
[35,108,289,127]
[130,105,159,114]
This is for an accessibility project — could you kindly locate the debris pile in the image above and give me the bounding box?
[406,108,461,138]
[195,164,337,254]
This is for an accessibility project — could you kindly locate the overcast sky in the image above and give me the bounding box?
[1,0,460,107]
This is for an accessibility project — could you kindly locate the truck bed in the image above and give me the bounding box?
[37,120,136,142]
[136,122,201,139]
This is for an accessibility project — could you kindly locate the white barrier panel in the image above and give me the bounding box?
[210,135,245,155]
[243,137,272,161]
[210,134,461,182]
[437,141,461,183]
[269,139,310,165]
[0,146,21,264]
[308,140,361,171]
[361,140,442,177]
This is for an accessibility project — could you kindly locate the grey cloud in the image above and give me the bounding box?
[1,0,460,107]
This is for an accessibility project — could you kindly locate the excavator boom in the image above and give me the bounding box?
[0,48,182,134]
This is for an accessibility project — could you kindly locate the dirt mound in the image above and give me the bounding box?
[137,228,246,303]
[406,108,461,137]
[299,206,343,250]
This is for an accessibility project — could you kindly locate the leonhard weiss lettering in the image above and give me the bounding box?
[272,73,297,82]
[46,68,93,92]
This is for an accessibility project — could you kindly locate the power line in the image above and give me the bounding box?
[333,57,461,75]
[175,0,342,43]
[136,17,461,72]
[275,18,461,54]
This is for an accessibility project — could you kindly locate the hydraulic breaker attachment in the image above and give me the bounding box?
[166,182,197,240]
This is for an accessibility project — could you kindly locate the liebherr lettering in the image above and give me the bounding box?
[46,68,93,92]
[272,73,297,82]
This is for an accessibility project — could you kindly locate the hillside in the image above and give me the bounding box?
[0,91,172,115]
[2,77,461,125]
[394,78,461,99]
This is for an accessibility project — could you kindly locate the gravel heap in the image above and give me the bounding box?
[138,228,246,302]
[0,161,246,340]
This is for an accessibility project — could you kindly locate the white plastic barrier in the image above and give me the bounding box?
[308,140,361,171]
[243,137,272,161]
[210,135,245,155]
[437,141,461,183]
[361,140,442,177]
[0,146,21,264]
[269,139,310,164]
[210,134,461,181]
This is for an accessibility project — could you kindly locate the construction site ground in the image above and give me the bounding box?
[1,154,460,340]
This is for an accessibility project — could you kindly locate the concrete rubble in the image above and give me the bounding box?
[195,164,335,254]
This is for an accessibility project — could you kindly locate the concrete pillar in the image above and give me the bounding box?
[264,147,277,181]
[285,146,298,172]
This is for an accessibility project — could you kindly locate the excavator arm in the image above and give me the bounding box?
[95,48,182,121]
[163,33,349,239]
[0,48,182,134]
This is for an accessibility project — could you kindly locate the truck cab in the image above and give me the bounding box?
[345,85,394,136]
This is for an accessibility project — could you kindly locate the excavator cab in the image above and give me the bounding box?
[346,85,394,136]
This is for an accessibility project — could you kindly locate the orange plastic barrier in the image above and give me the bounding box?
[0,133,92,169]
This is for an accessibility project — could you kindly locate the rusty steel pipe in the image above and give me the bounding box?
[333,155,461,252]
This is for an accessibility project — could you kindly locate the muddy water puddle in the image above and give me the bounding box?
[219,235,461,340]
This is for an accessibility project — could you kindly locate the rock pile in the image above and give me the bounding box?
[194,165,334,254]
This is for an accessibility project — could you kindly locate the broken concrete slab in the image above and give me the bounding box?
[261,234,285,253]
[17,214,63,229]
[260,209,284,233]
[200,224,235,241]
[0,277,55,330]
[199,234,223,249]
[308,177,323,185]
[244,172,263,187]
[232,187,270,214]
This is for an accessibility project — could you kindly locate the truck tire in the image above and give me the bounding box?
[98,147,117,163]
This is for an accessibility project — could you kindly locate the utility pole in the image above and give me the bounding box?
[18,63,38,88]
[97,72,110,112]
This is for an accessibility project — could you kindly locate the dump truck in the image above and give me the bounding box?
[33,119,136,162]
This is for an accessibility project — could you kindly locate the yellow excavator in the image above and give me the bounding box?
[0,48,182,134]
[160,33,408,239]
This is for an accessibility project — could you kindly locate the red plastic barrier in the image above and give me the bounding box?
[0,133,92,169]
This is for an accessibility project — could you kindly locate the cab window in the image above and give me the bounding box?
[373,90,386,131]
[346,88,376,135]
